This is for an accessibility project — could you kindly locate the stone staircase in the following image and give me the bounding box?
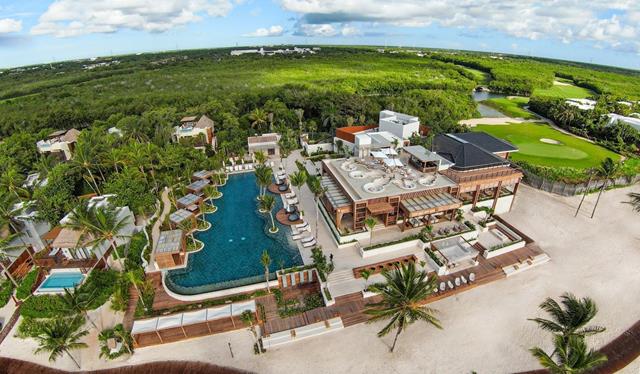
[327,269,362,299]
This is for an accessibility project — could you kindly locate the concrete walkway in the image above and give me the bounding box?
[147,187,172,272]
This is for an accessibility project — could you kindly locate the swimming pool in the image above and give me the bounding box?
[35,270,86,294]
[166,172,303,295]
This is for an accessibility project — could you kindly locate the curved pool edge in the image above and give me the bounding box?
[161,271,279,302]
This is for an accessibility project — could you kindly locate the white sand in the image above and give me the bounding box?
[540,138,562,145]
[2,185,639,373]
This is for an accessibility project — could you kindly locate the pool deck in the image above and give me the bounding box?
[275,208,303,226]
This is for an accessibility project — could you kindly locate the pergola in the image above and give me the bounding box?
[403,145,452,173]
[192,170,213,181]
[399,192,462,230]
[169,209,196,230]
[154,230,186,269]
[176,194,203,213]
[186,179,210,194]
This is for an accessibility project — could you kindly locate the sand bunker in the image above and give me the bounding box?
[540,138,562,145]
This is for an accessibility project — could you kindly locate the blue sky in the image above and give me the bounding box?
[0,0,639,69]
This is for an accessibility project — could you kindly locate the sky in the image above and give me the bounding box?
[0,0,639,70]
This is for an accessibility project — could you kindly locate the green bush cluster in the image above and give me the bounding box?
[15,268,39,300]
[0,280,14,307]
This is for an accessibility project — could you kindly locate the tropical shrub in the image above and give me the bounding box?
[0,280,14,307]
[99,324,134,360]
[16,268,39,300]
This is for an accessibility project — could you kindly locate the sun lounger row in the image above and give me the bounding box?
[225,164,255,172]
[435,273,475,293]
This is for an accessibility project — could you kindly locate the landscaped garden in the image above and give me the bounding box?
[471,123,620,169]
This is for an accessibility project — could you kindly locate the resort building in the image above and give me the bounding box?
[154,230,186,269]
[378,110,421,140]
[565,98,597,110]
[606,113,640,132]
[36,128,81,161]
[334,126,403,158]
[169,209,196,230]
[432,133,522,214]
[248,133,281,157]
[39,195,136,271]
[174,115,216,150]
[319,132,523,234]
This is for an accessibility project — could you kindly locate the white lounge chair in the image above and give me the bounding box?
[455,277,460,287]
[461,275,467,284]
[287,199,299,205]
[448,281,454,289]
[439,282,446,291]
[291,232,305,240]
[301,236,315,244]
[285,192,296,199]
[295,222,309,230]
[469,273,476,282]
[247,164,253,170]
[302,239,317,248]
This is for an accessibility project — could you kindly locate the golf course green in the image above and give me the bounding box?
[471,122,620,169]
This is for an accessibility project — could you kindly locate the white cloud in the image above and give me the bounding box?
[243,25,284,37]
[31,0,234,37]
[280,0,640,52]
[341,25,361,36]
[297,23,337,37]
[0,18,22,34]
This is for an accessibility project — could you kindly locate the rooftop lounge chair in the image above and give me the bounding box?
[295,222,309,230]
[439,282,446,291]
[469,273,476,282]
[287,198,299,205]
[302,239,317,248]
[448,281,454,289]
[247,164,253,170]
[455,277,460,287]
[461,275,467,284]
[301,235,315,244]
[291,232,305,240]
[285,192,296,199]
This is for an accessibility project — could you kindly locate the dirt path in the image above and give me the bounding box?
[147,188,172,272]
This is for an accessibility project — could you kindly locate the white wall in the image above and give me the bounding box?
[305,142,333,155]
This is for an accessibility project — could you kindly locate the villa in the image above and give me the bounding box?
[173,115,216,150]
[378,110,421,140]
[37,195,136,273]
[319,132,523,235]
[36,128,81,161]
[248,133,281,158]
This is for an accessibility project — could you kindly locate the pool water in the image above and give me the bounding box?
[39,272,85,291]
[166,172,303,295]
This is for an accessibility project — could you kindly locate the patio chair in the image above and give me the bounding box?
[469,273,476,282]
[247,164,254,170]
[439,282,446,291]
[448,281,454,289]
[302,239,317,248]
[285,192,296,199]
[295,222,309,230]
[291,232,305,241]
[461,275,467,284]
[455,277,460,287]
[301,235,315,244]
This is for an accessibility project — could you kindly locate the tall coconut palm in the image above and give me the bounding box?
[335,139,345,156]
[0,234,20,287]
[258,195,277,233]
[57,286,98,329]
[202,185,219,206]
[365,262,442,353]
[0,191,34,261]
[260,250,271,293]
[71,146,102,195]
[34,318,89,369]
[123,269,147,311]
[0,168,29,200]
[364,217,377,247]
[530,335,607,374]
[289,171,307,203]
[254,165,272,197]
[249,108,268,132]
[240,310,260,354]
[591,157,620,218]
[528,293,605,351]
[253,151,267,166]
[294,108,304,132]
[625,192,640,213]
[306,175,326,239]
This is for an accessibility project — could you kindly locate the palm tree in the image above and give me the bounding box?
[240,310,260,354]
[364,217,377,247]
[71,146,102,195]
[625,192,640,212]
[57,286,98,329]
[530,335,607,374]
[306,175,326,239]
[249,108,268,132]
[335,139,345,156]
[0,234,20,287]
[294,108,305,132]
[260,250,271,293]
[202,185,219,206]
[254,165,272,197]
[34,318,89,369]
[253,150,267,166]
[123,269,147,311]
[360,269,371,291]
[0,168,28,199]
[591,157,620,218]
[289,171,307,203]
[529,293,605,351]
[365,262,442,353]
[258,195,277,233]
[0,191,35,261]
[64,201,132,270]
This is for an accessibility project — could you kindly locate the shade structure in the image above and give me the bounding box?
[400,192,462,217]
[367,202,395,215]
[320,176,351,209]
[169,209,194,226]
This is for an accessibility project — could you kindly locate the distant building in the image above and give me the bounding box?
[565,98,597,111]
[334,125,403,158]
[606,113,640,132]
[174,115,216,150]
[230,47,317,56]
[36,129,81,161]
[248,133,281,157]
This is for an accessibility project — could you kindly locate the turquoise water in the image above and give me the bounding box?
[166,172,303,295]
[40,272,84,290]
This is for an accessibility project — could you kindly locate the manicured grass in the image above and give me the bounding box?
[459,66,490,83]
[480,97,537,119]
[533,80,594,98]
[471,123,620,169]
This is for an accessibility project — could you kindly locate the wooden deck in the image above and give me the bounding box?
[275,208,303,226]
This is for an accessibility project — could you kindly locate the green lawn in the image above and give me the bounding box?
[471,123,620,169]
[458,66,490,84]
[480,96,537,119]
[533,80,594,98]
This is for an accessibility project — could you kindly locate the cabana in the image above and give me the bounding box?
[176,193,203,214]
[192,170,213,181]
[169,209,196,230]
[403,145,452,173]
[186,179,210,195]
[154,230,186,269]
